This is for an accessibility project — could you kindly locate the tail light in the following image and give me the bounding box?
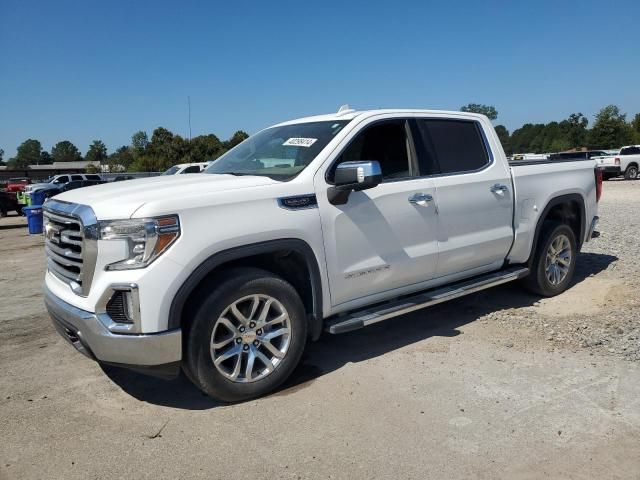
[595,168,603,202]
[615,157,621,166]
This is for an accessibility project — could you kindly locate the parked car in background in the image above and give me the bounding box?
[58,179,106,192]
[161,162,209,175]
[594,145,640,180]
[0,191,21,216]
[5,178,31,193]
[549,150,609,161]
[25,174,103,194]
[511,153,549,161]
[112,175,136,182]
[43,107,602,402]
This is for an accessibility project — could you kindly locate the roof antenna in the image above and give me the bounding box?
[336,104,355,116]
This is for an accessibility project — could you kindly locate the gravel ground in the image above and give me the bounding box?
[484,178,640,361]
[1,180,639,480]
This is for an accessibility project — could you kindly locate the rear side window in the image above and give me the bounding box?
[621,146,640,155]
[71,175,83,181]
[415,120,490,174]
[85,174,101,180]
[181,165,201,174]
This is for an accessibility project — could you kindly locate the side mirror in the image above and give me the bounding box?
[328,161,382,205]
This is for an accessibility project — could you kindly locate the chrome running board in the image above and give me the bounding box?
[325,266,529,334]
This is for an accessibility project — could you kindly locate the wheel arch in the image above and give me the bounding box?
[168,238,324,340]
[526,193,586,268]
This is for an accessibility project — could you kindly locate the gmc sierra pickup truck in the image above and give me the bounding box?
[43,108,602,401]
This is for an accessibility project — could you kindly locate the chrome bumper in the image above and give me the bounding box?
[44,285,182,367]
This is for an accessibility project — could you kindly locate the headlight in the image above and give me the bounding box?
[99,215,180,270]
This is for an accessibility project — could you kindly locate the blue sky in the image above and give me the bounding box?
[1,0,639,157]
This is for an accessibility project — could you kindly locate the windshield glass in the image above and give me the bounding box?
[205,120,350,180]
[162,166,180,175]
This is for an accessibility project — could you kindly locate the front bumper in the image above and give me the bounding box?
[45,285,182,373]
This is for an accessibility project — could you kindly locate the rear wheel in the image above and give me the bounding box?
[522,222,577,297]
[624,165,638,180]
[185,268,307,402]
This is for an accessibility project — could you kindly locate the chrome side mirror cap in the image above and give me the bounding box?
[329,160,382,205]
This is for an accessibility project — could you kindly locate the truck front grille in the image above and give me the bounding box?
[43,211,84,286]
[43,200,98,296]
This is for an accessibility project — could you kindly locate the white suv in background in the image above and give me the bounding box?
[162,162,210,175]
[596,145,640,180]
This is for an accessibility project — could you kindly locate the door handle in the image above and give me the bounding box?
[408,193,434,206]
[490,183,508,194]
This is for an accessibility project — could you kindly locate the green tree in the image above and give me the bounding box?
[224,130,249,150]
[631,113,640,143]
[39,151,53,165]
[131,131,149,155]
[10,139,42,168]
[108,146,134,172]
[588,105,634,149]
[494,125,511,154]
[460,103,498,121]
[51,140,83,162]
[149,127,177,170]
[190,134,223,162]
[559,113,588,148]
[85,140,108,164]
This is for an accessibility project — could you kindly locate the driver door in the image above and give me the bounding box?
[315,118,439,308]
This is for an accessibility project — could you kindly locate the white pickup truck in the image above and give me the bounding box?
[43,108,602,401]
[595,145,640,180]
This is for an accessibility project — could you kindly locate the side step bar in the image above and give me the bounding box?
[325,266,529,334]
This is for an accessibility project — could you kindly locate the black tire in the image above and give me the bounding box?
[522,222,577,297]
[185,268,307,402]
[624,165,638,180]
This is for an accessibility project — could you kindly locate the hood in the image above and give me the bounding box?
[51,173,279,219]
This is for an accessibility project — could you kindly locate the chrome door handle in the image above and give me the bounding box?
[490,183,508,194]
[408,193,433,205]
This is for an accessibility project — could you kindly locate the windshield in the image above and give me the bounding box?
[162,166,181,175]
[205,120,350,180]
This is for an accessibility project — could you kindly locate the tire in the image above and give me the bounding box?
[624,165,638,180]
[185,268,307,402]
[522,222,577,297]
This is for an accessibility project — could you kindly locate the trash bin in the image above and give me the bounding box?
[30,190,46,206]
[23,206,44,235]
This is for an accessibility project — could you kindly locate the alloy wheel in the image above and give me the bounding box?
[545,234,572,285]
[210,294,291,383]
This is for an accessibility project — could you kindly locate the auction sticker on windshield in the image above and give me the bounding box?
[283,138,317,147]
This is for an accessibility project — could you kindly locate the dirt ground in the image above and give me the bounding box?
[1,180,639,480]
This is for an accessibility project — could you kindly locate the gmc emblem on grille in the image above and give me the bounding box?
[45,223,60,244]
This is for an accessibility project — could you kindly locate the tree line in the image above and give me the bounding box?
[0,128,249,172]
[460,103,640,155]
[2,105,640,170]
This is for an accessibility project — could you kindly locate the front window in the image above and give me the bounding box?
[205,120,350,180]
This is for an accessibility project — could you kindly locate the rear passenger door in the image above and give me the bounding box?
[413,119,513,278]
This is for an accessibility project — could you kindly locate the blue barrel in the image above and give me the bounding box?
[24,206,44,234]
[30,190,47,206]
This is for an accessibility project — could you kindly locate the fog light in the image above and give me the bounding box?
[106,289,137,324]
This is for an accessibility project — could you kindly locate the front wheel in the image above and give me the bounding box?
[185,268,307,402]
[522,222,577,297]
[624,165,638,180]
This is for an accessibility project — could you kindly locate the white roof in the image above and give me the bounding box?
[273,108,488,127]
